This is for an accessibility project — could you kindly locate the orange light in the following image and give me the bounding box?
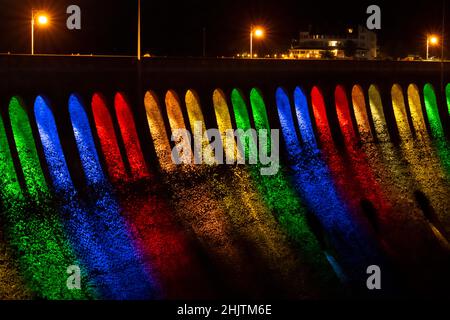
[36,14,49,26]
[428,35,439,45]
[253,28,264,38]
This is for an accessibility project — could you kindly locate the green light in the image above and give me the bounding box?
[7,97,90,299]
[424,84,450,176]
[230,89,255,161]
[445,84,450,117]
[9,97,48,198]
[231,89,341,295]
[424,84,445,139]
[0,114,31,299]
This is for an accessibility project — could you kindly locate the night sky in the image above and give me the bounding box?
[0,0,447,58]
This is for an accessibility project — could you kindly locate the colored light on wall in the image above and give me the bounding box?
[0,113,31,299]
[277,86,365,285]
[185,90,215,164]
[276,88,301,156]
[34,96,123,299]
[144,91,174,172]
[424,84,445,139]
[115,93,149,180]
[407,84,429,141]
[231,89,254,160]
[276,87,339,222]
[92,93,127,182]
[9,97,48,198]
[423,84,450,175]
[0,113,22,199]
[212,89,237,161]
[391,84,412,140]
[445,84,450,116]
[368,85,390,142]
[8,97,88,300]
[351,85,373,141]
[307,87,396,290]
[165,90,193,164]
[35,96,75,194]
[163,89,272,298]
[294,87,317,148]
[69,95,106,186]
[311,87,332,142]
[375,84,450,221]
[335,85,357,142]
[230,87,342,294]
[249,88,272,155]
[69,94,158,300]
[0,75,448,300]
[95,92,214,299]
[166,90,187,132]
[335,85,392,223]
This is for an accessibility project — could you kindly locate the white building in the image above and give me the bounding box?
[289,25,377,60]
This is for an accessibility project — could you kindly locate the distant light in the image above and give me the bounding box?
[329,41,338,47]
[254,28,264,38]
[348,28,353,34]
[37,15,49,26]
[429,36,439,45]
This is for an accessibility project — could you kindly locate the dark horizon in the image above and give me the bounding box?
[0,0,447,58]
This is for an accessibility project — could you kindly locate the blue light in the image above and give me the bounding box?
[68,94,159,299]
[35,96,75,194]
[294,87,318,148]
[276,87,383,287]
[69,95,106,186]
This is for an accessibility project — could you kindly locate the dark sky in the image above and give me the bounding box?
[0,0,447,58]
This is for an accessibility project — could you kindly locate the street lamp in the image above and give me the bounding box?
[31,10,50,55]
[137,0,141,60]
[426,35,439,60]
[250,26,264,59]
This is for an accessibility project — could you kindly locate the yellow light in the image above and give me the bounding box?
[37,14,49,26]
[429,36,439,45]
[253,28,264,38]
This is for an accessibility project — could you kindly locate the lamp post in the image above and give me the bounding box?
[137,0,141,60]
[250,25,264,59]
[31,9,49,55]
[426,35,439,60]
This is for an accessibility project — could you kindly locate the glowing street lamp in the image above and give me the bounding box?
[31,10,50,55]
[426,35,439,60]
[250,25,264,59]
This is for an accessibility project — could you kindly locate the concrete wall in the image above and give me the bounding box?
[0,55,449,190]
